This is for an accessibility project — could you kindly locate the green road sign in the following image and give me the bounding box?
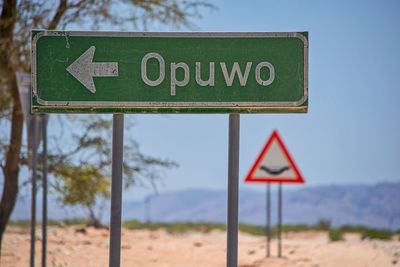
[32,31,308,114]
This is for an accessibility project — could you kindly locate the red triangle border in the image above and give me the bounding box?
[244,130,305,184]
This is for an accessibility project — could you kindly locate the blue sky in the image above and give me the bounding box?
[13,0,400,203]
[118,0,400,200]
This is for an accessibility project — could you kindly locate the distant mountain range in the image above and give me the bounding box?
[11,182,400,230]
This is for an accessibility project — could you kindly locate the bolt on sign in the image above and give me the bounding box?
[31,31,308,114]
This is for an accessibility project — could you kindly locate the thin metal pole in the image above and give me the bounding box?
[30,115,37,267]
[109,114,124,267]
[266,183,271,257]
[42,115,48,267]
[278,184,282,258]
[226,114,240,267]
[145,196,151,224]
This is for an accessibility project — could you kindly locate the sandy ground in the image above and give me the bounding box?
[1,225,399,267]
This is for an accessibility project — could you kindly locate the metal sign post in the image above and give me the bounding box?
[278,184,282,258]
[226,114,240,267]
[145,196,151,224]
[266,184,271,257]
[30,115,37,267]
[17,72,49,267]
[109,114,124,267]
[41,114,48,267]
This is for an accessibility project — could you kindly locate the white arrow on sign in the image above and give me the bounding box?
[66,46,118,93]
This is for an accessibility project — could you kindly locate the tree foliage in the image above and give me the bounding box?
[53,164,110,227]
[55,165,110,207]
[0,0,214,252]
[47,115,178,226]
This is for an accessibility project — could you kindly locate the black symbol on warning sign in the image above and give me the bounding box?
[259,166,290,176]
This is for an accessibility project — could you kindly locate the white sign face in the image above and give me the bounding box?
[244,130,304,184]
[252,139,296,179]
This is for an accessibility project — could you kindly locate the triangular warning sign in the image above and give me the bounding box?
[244,130,305,184]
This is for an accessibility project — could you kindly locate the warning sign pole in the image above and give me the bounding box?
[266,183,271,257]
[278,184,282,258]
[244,130,305,259]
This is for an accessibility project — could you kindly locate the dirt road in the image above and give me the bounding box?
[2,226,399,266]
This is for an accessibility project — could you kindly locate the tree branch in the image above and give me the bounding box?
[0,0,17,39]
[47,0,67,30]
